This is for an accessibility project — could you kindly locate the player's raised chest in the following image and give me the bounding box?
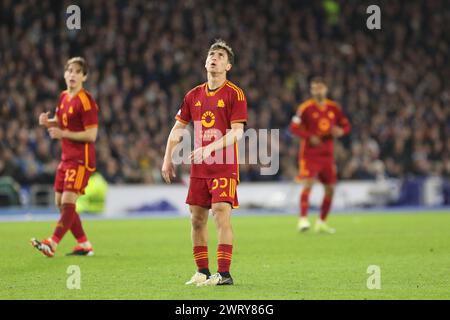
[58,95,83,130]
[192,90,230,131]
[310,105,337,135]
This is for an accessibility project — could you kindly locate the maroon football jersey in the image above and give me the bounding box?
[55,89,99,171]
[176,80,248,180]
[290,98,351,159]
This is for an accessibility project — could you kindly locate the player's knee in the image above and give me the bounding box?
[212,207,232,229]
[212,203,230,216]
[191,215,207,230]
[215,217,232,231]
[217,220,232,232]
[325,185,335,196]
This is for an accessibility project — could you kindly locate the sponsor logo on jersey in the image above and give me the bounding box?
[201,111,215,128]
[318,118,331,132]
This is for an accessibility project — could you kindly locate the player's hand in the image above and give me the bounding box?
[331,126,345,138]
[309,135,322,146]
[190,146,213,164]
[161,160,176,184]
[48,127,65,140]
[39,112,50,127]
[291,115,301,125]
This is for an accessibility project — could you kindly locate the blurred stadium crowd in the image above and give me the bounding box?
[0,0,449,185]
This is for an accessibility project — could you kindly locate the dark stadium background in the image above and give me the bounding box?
[0,0,449,208]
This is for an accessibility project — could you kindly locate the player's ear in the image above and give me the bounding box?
[82,74,88,82]
[226,63,232,72]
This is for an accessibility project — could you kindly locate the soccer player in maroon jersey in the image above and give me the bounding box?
[289,77,351,233]
[31,57,99,257]
[162,40,247,286]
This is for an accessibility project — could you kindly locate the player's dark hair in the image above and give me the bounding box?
[65,57,88,75]
[208,39,234,65]
[310,77,326,85]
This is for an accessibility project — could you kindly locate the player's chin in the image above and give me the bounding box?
[67,81,78,88]
[207,66,221,73]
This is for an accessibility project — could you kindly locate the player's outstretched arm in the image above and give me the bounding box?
[190,123,244,163]
[162,120,187,184]
[48,127,98,143]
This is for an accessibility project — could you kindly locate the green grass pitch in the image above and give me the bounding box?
[0,212,449,299]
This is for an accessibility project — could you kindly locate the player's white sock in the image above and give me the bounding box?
[47,238,58,249]
[298,217,311,231]
[79,241,92,248]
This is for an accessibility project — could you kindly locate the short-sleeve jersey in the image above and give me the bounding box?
[55,89,99,171]
[295,99,350,159]
[175,80,247,180]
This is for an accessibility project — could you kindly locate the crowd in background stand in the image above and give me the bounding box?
[1,0,449,186]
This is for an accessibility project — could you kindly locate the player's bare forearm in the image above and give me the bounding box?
[330,118,351,138]
[190,123,244,163]
[341,118,351,135]
[207,123,244,153]
[164,120,187,162]
[289,122,312,139]
[65,128,97,143]
[162,121,187,183]
[49,127,98,143]
[164,139,179,163]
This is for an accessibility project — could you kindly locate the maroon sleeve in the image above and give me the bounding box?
[289,122,312,139]
[80,95,99,129]
[175,94,191,124]
[335,106,351,135]
[289,107,312,138]
[55,92,64,111]
[54,91,67,127]
[230,90,247,125]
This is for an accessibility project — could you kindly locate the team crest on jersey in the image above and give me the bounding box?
[217,99,225,108]
[328,111,335,119]
[69,106,74,114]
[195,100,202,107]
[201,111,215,128]
[318,118,331,132]
[313,112,319,119]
